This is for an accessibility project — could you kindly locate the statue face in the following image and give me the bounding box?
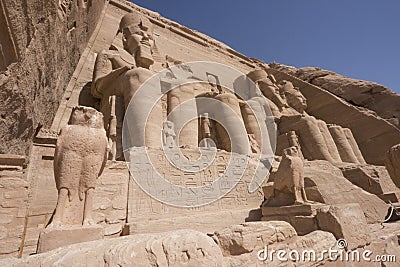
[287,90,307,113]
[121,23,154,55]
[119,13,154,56]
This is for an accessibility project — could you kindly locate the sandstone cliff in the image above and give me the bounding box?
[0,0,105,155]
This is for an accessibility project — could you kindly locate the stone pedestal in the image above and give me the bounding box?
[262,203,325,235]
[37,225,104,253]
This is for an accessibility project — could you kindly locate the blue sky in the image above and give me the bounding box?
[130,1,400,93]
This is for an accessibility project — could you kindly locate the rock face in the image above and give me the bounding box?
[213,222,337,266]
[213,221,297,256]
[0,0,106,155]
[316,204,370,249]
[385,144,400,188]
[0,230,225,266]
[340,164,400,202]
[0,224,339,267]
[303,161,388,223]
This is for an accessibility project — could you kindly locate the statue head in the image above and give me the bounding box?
[163,120,174,130]
[280,80,307,114]
[69,106,104,128]
[119,12,154,68]
[247,69,280,96]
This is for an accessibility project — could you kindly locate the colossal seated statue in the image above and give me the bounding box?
[247,69,366,164]
[91,12,162,148]
[240,89,274,156]
[278,80,307,114]
[247,70,288,114]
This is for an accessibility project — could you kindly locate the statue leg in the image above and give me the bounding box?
[109,136,117,161]
[328,125,359,163]
[317,120,341,162]
[279,116,335,162]
[83,188,95,226]
[293,171,306,204]
[343,128,366,164]
[294,187,304,205]
[301,188,309,203]
[49,188,68,228]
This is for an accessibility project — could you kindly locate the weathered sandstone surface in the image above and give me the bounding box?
[1,0,400,266]
[0,0,105,155]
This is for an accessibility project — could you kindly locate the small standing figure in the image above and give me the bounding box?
[49,106,108,228]
[162,120,176,148]
[200,113,215,148]
[108,96,117,161]
[273,146,308,205]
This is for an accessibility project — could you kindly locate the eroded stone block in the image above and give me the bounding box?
[37,225,104,253]
[316,203,370,250]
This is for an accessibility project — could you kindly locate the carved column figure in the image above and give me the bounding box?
[162,121,176,148]
[279,115,337,163]
[199,113,215,148]
[240,91,274,156]
[316,120,341,162]
[248,134,261,153]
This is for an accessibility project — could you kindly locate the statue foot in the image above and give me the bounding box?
[83,218,95,226]
[294,200,305,205]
